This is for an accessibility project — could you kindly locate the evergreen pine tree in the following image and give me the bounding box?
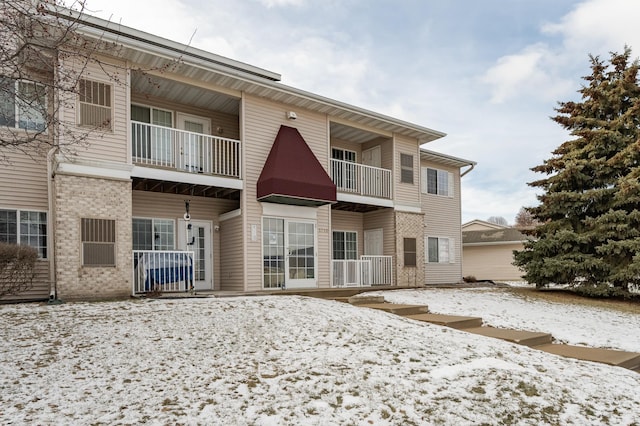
[514,48,640,296]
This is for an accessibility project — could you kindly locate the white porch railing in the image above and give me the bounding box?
[133,250,194,294]
[330,159,392,199]
[332,255,394,287]
[131,121,241,178]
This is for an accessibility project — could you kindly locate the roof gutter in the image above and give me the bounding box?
[461,162,475,177]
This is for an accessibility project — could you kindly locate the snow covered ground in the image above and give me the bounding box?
[1,290,639,425]
[371,287,640,353]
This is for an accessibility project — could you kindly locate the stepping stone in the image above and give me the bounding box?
[464,326,553,347]
[536,344,640,371]
[347,295,385,305]
[358,303,429,316]
[405,313,483,329]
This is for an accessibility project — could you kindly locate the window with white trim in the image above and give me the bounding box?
[132,218,175,251]
[332,231,357,260]
[78,79,112,130]
[426,236,455,264]
[422,167,454,197]
[0,78,47,131]
[400,153,414,184]
[0,209,47,258]
[81,218,115,266]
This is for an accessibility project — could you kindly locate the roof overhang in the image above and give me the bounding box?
[52,7,447,144]
[257,126,336,207]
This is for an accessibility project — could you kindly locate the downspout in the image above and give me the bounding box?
[47,146,58,301]
[460,162,476,178]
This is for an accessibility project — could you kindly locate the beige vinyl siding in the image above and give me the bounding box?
[60,55,128,163]
[463,222,502,231]
[0,151,48,210]
[132,190,238,290]
[0,152,51,299]
[331,210,364,257]
[243,94,330,291]
[0,261,50,302]
[421,159,463,284]
[219,214,244,291]
[394,135,421,208]
[130,93,240,140]
[363,208,395,256]
[463,243,526,281]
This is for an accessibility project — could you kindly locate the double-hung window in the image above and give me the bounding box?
[400,153,414,184]
[0,78,47,132]
[426,237,455,264]
[78,79,112,130]
[0,209,48,258]
[332,231,357,260]
[422,167,453,197]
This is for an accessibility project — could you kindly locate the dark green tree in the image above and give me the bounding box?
[514,48,640,296]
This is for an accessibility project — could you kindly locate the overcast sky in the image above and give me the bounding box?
[85,0,640,224]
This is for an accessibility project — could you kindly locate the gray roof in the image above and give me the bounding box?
[462,228,532,245]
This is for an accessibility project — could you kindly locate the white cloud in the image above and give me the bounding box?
[542,0,640,55]
[481,44,573,104]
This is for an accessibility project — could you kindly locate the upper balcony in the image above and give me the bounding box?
[130,121,243,197]
[330,159,392,200]
[129,71,243,199]
[330,122,394,211]
[131,121,241,178]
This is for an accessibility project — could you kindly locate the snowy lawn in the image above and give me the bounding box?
[371,287,640,353]
[0,294,639,425]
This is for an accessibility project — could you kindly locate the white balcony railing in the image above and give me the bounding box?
[133,250,194,294]
[332,255,394,287]
[330,159,392,199]
[131,121,241,178]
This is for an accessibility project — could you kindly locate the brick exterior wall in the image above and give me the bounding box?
[54,173,132,300]
[395,211,425,287]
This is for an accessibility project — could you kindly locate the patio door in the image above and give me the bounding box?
[177,113,210,173]
[263,218,316,289]
[178,219,213,291]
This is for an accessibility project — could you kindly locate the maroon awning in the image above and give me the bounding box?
[257,125,336,206]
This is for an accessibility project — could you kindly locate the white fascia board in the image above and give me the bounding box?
[56,157,133,180]
[131,166,244,190]
[393,204,422,214]
[261,203,318,220]
[219,209,242,222]
[336,193,394,208]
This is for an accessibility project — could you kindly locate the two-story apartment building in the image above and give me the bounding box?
[0,7,475,301]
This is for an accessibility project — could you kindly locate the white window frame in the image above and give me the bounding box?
[0,78,47,132]
[0,209,48,259]
[332,230,358,260]
[131,104,174,127]
[132,217,175,251]
[426,236,455,264]
[422,167,454,197]
[77,78,113,131]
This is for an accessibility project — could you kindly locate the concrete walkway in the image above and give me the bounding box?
[339,295,640,373]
